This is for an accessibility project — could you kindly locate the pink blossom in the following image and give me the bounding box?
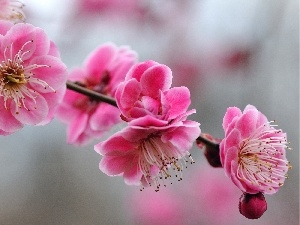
[57,43,137,145]
[0,0,25,23]
[115,60,191,127]
[220,105,290,194]
[95,110,200,190]
[0,21,67,135]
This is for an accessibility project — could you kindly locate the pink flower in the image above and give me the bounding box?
[115,60,191,127]
[220,105,290,194]
[95,110,200,190]
[0,21,67,135]
[0,0,25,23]
[57,43,137,145]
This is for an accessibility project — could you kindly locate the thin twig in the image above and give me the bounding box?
[66,80,117,107]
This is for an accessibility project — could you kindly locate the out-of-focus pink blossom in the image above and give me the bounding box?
[129,188,184,225]
[0,21,67,135]
[57,43,137,145]
[76,0,143,18]
[127,164,243,225]
[95,112,200,190]
[115,60,191,127]
[220,105,290,194]
[239,192,267,219]
[0,0,25,23]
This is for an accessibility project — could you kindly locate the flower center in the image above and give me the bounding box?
[138,135,194,192]
[237,121,291,192]
[73,71,111,111]
[0,40,53,114]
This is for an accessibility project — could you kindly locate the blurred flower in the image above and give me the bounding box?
[57,43,137,145]
[0,0,25,23]
[239,192,267,219]
[129,187,184,225]
[76,0,144,19]
[0,21,67,135]
[127,164,243,225]
[220,105,290,194]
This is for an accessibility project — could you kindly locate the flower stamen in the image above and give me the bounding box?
[0,40,54,114]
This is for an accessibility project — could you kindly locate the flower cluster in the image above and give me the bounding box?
[0,21,67,135]
[56,43,137,145]
[95,60,201,190]
[0,3,293,221]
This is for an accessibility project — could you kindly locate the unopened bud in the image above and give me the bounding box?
[239,192,267,219]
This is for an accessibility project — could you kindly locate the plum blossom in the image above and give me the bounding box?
[220,105,290,195]
[0,21,67,135]
[95,60,200,189]
[0,0,25,23]
[115,60,192,127]
[95,111,200,190]
[57,43,137,145]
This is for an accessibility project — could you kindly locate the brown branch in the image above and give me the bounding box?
[66,80,117,107]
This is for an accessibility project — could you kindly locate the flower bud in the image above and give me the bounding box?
[239,192,267,219]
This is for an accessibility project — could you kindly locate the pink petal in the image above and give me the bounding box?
[235,109,258,139]
[84,43,117,81]
[140,65,172,99]
[99,152,134,176]
[117,79,141,110]
[161,122,200,154]
[29,55,67,93]
[67,113,88,144]
[128,115,168,128]
[123,159,143,186]
[161,87,191,119]
[89,103,121,131]
[222,107,242,132]
[48,41,60,57]
[12,95,49,125]
[125,60,157,81]
[0,20,12,36]
[0,99,23,133]
[95,133,137,155]
[37,86,66,125]
[3,23,50,61]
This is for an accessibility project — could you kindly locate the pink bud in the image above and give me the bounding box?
[239,192,267,219]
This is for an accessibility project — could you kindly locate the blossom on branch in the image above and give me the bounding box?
[220,105,290,195]
[95,111,200,191]
[0,21,67,135]
[57,43,137,145]
[95,60,200,190]
[0,0,25,23]
[116,60,191,126]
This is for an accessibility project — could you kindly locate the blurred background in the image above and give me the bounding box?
[0,0,298,224]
